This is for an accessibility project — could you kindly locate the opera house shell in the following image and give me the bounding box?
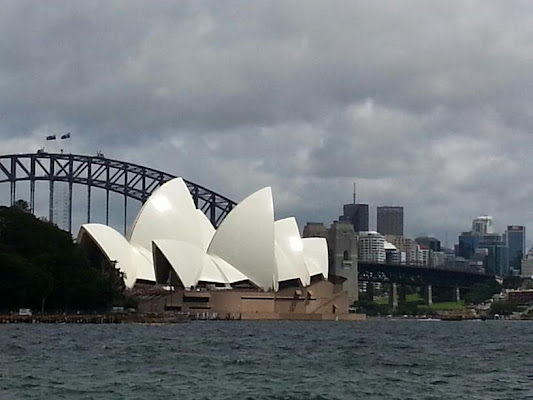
[78,178,356,320]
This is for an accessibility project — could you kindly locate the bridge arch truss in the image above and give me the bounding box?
[0,153,236,234]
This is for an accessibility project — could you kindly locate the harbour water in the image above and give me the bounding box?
[1,320,532,399]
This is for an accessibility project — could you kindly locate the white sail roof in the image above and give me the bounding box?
[302,237,329,279]
[210,255,249,284]
[197,257,229,284]
[275,242,300,283]
[78,224,154,288]
[152,239,203,288]
[195,210,216,251]
[132,245,157,282]
[153,240,248,287]
[275,218,310,286]
[207,187,278,291]
[77,178,328,291]
[128,178,204,251]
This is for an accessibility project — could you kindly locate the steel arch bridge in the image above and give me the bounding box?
[0,152,236,234]
[358,262,490,288]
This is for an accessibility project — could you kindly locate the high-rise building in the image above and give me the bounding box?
[415,236,441,252]
[358,231,386,263]
[457,231,481,259]
[418,246,430,267]
[506,225,525,273]
[339,184,369,232]
[521,248,533,276]
[377,206,404,236]
[341,203,369,232]
[472,216,493,235]
[385,235,416,264]
[478,234,509,276]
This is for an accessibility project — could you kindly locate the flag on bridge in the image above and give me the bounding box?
[46,135,56,140]
[61,132,71,139]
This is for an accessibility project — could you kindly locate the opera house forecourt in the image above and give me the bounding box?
[78,178,363,320]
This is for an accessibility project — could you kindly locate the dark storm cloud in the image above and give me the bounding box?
[2,1,533,245]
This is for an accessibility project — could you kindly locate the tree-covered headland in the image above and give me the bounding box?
[0,202,126,313]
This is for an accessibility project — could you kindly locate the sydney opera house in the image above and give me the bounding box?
[78,178,359,320]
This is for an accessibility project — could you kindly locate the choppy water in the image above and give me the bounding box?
[0,320,532,400]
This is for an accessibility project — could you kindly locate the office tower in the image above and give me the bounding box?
[386,235,417,264]
[457,231,480,259]
[377,206,404,236]
[521,248,533,276]
[506,225,525,273]
[341,203,369,232]
[415,236,441,252]
[477,234,509,276]
[472,216,493,235]
[339,183,369,232]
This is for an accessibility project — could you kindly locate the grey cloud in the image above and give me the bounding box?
[3,1,531,138]
[2,1,533,247]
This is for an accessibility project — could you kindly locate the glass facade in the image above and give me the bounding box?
[457,232,480,259]
[478,236,509,276]
[506,225,525,273]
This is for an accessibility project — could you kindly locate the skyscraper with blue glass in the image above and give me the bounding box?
[506,225,525,274]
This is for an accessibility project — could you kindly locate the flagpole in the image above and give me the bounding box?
[60,132,71,153]
[60,132,72,232]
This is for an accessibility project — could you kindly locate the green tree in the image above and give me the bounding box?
[464,279,502,305]
[0,205,126,312]
[490,301,519,316]
[13,199,30,213]
[502,276,523,290]
[353,300,390,316]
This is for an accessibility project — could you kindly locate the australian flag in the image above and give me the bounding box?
[46,135,56,140]
[61,132,71,139]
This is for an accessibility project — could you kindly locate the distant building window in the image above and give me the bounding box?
[343,250,350,261]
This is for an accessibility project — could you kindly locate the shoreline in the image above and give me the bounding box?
[0,313,189,324]
[0,312,366,324]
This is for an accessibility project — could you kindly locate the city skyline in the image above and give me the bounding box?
[2,2,533,249]
[336,195,527,251]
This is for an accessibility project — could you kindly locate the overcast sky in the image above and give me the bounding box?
[2,1,533,247]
